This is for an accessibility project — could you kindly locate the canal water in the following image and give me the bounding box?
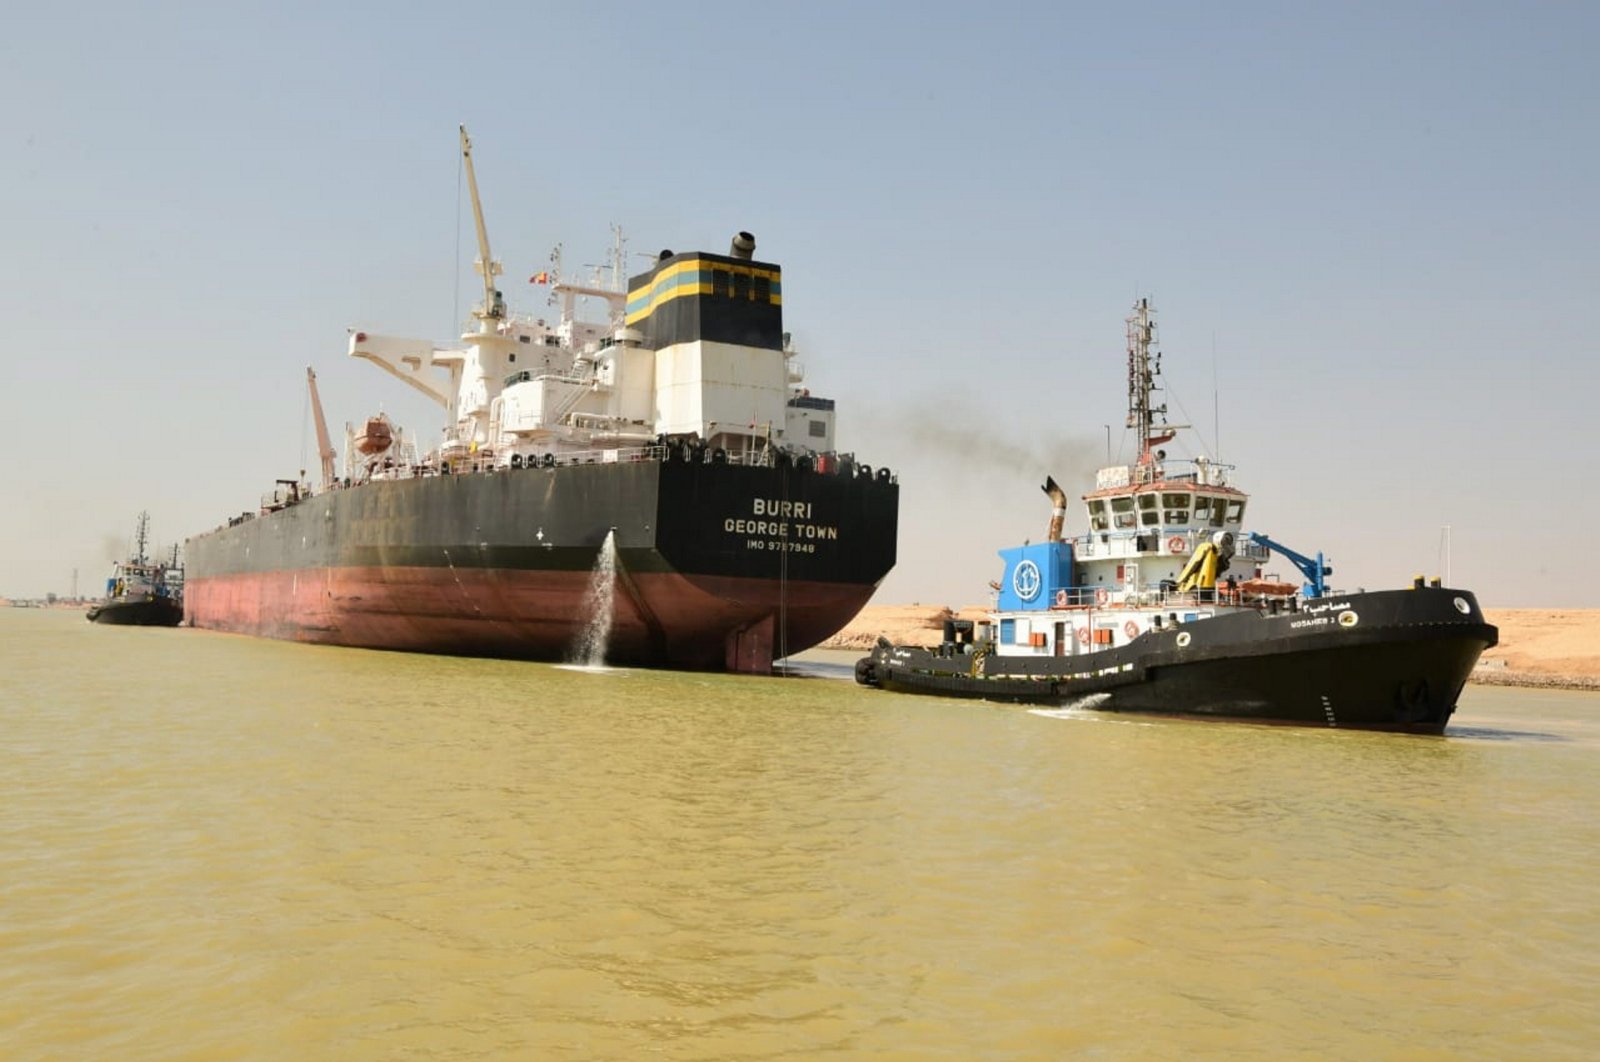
[3,609,1596,1059]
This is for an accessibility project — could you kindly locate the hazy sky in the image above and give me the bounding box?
[3,1,1595,607]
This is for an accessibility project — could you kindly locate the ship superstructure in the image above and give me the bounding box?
[993,297,1276,651]
[344,129,831,477]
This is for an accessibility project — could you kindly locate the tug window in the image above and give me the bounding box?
[1138,493,1160,526]
[1088,499,1109,532]
[1110,496,1135,529]
[1227,500,1246,524]
[1163,492,1191,525]
[1193,496,1212,521]
[1210,499,1228,527]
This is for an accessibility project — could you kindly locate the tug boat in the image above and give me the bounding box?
[87,512,184,627]
[855,299,1496,732]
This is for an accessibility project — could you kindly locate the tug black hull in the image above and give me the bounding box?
[86,598,184,627]
[857,588,1497,733]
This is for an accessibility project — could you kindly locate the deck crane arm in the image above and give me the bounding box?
[1247,532,1333,599]
[306,366,337,490]
[459,125,502,320]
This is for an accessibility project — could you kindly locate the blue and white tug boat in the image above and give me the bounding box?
[856,299,1497,732]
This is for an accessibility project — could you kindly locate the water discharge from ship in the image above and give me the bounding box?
[567,530,618,670]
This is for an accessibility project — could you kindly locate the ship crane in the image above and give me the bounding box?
[459,124,503,323]
[306,366,337,490]
[1247,532,1332,598]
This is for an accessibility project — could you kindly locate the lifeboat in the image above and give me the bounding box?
[1235,579,1298,598]
[354,414,393,455]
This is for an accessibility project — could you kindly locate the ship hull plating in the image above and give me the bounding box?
[186,455,897,672]
[858,589,1497,733]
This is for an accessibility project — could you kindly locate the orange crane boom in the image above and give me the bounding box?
[306,366,337,490]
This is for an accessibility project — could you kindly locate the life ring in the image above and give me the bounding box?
[1054,589,1069,607]
[1094,587,1109,606]
[1167,536,1187,554]
[1076,627,1091,645]
[1124,620,1140,640]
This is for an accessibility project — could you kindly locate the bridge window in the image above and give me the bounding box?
[1088,498,1109,532]
[1226,500,1246,524]
[1209,499,1227,527]
[1162,491,1191,525]
[1193,496,1212,522]
[1110,496,1135,529]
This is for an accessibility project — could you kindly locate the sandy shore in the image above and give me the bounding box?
[820,605,1600,691]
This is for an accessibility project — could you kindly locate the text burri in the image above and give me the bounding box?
[725,497,840,554]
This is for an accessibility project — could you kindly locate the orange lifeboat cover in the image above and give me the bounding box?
[1237,579,1298,597]
[355,414,394,455]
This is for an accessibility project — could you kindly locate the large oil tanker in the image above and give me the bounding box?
[184,129,898,672]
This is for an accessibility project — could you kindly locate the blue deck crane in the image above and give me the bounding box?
[1247,532,1332,599]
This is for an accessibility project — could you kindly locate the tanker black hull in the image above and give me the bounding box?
[86,598,184,627]
[185,454,898,673]
[857,588,1497,733]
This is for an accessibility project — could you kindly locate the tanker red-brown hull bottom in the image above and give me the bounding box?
[185,566,874,673]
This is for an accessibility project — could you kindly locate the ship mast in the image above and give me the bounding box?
[459,125,503,323]
[132,511,150,565]
[1126,298,1177,466]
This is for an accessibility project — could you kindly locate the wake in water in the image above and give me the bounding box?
[567,530,617,669]
[1028,693,1113,721]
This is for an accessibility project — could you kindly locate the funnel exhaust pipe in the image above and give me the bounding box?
[1042,476,1067,543]
[730,231,755,259]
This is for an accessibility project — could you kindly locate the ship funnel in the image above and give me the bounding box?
[1041,476,1068,543]
[729,231,756,259]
